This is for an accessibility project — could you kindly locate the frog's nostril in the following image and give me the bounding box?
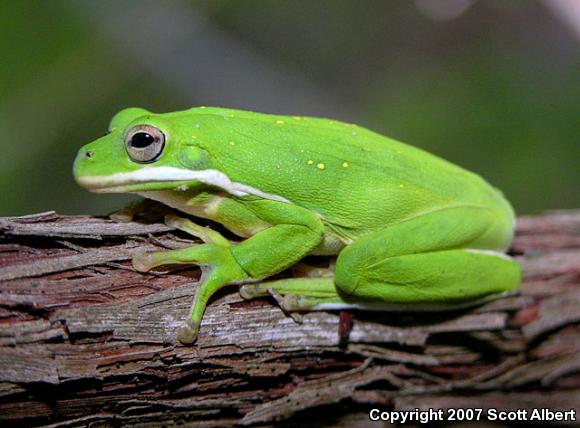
[85,151,94,158]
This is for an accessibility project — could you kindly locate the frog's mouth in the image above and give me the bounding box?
[75,166,290,202]
[75,166,206,193]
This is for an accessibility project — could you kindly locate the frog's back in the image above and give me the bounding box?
[169,107,514,243]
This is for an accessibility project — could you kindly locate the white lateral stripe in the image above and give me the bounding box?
[312,291,517,312]
[464,248,513,261]
[79,167,290,202]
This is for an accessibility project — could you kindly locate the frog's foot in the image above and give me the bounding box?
[132,222,247,345]
[266,289,304,323]
[132,215,229,272]
[241,278,358,343]
[109,199,156,222]
[291,262,334,278]
[240,277,348,311]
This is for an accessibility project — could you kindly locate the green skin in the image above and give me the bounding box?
[73,107,521,344]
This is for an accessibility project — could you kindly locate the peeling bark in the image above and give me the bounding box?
[0,210,579,426]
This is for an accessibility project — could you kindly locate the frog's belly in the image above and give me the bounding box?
[139,189,349,256]
[137,190,209,218]
[137,190,270,239]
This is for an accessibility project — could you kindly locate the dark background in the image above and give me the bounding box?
[1,0,579,216]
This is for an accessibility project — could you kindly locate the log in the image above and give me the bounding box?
[0,209,579,426]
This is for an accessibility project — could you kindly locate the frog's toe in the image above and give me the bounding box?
[177,320,199,345]
[110,208,134,223]
[164,214,185,229]
[280,293,301,311]
[239,283,267,299]
[132,251,158,272]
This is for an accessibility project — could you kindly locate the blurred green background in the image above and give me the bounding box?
[1,0,579,216]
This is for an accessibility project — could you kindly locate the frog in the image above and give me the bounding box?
[73,106,521,344]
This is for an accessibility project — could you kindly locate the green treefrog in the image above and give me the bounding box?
[73,107,521,344]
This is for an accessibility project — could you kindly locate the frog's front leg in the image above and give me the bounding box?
[134,200,325,344]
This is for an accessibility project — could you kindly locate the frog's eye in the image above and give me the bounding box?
[124,125,166,163]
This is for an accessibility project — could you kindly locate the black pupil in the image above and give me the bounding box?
[130,132,155,148]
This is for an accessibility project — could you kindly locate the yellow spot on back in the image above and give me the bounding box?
[307,160,314,165]
[229,141,235,146]
[399,184,405,188]
[292,116,302,120]
[342,162,349,168]
[191,135,197,139]
[317,163,326,170]
[276,120,285,125]
[199,106,207,109]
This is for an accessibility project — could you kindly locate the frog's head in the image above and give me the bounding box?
[74,107,210,193]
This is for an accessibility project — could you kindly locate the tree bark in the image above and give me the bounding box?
[0,209,579,426]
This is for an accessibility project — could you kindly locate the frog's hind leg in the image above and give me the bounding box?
[242,207,522,313]
[332,207,522,307]
[240,249,521,314]
[334,248,521,308]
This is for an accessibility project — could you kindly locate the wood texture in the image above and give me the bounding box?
[0,209,579,426]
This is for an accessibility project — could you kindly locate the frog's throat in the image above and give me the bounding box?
[76,166,290,202]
